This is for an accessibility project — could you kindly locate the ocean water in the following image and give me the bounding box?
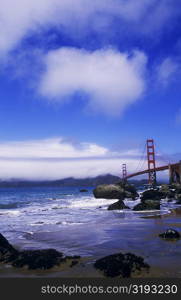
[1,186,181,277]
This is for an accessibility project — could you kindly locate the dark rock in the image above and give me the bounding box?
[93,181,138,200]
[160,185,176,199]
[176,194,181,203]
[70,260,79,268]
[0,233,18,263]
[124,191,134,198]
[12,249,64,269]
[93,184,125,200]
[159,229,180,240]
[0,233,16,253]
[133,200,160,211]
[120,182,139,199]
[108,200,130,210]
[66,255,81,259]
[80,189,88,192]
[94,252,150,278]
[166,191,176,200]
[141,190,165,202]
[0,233,81,270]
[173,184,181,194]
[176,200,181,204]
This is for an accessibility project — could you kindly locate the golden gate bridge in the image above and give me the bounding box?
[122,139,181,186]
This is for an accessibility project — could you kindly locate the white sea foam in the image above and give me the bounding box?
[68,196,116,209]
[56,221,84,226]
[0,210,21,216]
[132,209,171,215]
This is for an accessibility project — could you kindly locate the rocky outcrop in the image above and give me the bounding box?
[132,189,166,211]
[175,192,181,204]
[94,252,150,278]
[0,233,18,263]
[160,185,175,199]
[93,184,125,200]
[176,198,181,204]
[80,189,88,192]
[159,229,180,240]
[159,184,181,201]
[133,200,160,211]
[12,249,64,269]
[141,189,165,202]
[0,233,80,270]
[107,200,130,211]
[93,182,138,200]
[122,182,138,199]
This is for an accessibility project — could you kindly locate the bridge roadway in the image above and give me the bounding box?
[126,163,179,179]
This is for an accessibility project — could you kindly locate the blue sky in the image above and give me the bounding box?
[0,0,181,180]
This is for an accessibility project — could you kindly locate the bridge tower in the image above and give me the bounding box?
[147,139,157,186]
[169,161,181,184]
[122,164,127,182]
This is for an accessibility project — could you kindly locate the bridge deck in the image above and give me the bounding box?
[126,163,179,179]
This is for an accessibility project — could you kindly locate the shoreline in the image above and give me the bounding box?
[1,207,181,278]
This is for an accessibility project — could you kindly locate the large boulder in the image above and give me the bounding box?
[117,182,139,199]
[93,184,125,200]
[12,249,64,269]
[174,185,181,203]
[107,200,130,211]
[133,200,160,211]
[172,184,181,193]
[93,182,138,200]
[0,233,16,253]
[94,252,150,278]
[159,229,180,240]
[141,189,165,202]
[160,184,176,199]
[122,183,138,198]
[0,233,81,270]
[0,233,18,263]
[176,195,181,204]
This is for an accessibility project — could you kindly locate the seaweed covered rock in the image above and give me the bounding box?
[12,249,64,269]
[107,200,130,211]
[94,252,150,278]
[159,185,176,200]
[119,182,138,199]
[0,233,18,263]
[176,194,181,204]
[159,229,180,240]
[0,233,81,270]
[133,200,160,211]
[93,182,138,200]
[93,184,125,200]
[141,190,165,202]
[173,184,181,194]
[0,233,16,253]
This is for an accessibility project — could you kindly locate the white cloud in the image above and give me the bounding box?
[0,137,169,180]
[0,157,137,181]
[0,0,179,56]
[39,48,147,115]
[0,138,108,159]
[157,57,179,84]
[0,137,142,180]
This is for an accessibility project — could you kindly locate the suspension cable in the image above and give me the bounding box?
[131,142,147,174]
